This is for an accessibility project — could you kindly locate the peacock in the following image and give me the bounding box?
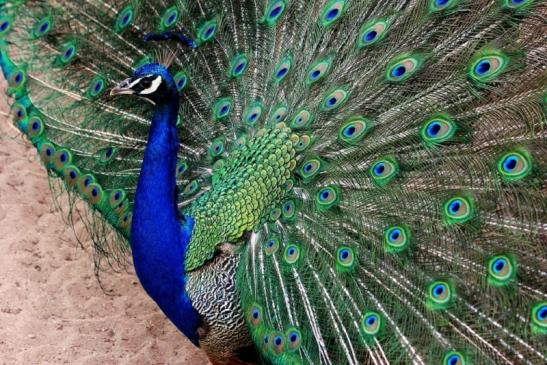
[0,0,545,364]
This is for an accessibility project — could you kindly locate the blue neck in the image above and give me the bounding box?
[130,97,200,345]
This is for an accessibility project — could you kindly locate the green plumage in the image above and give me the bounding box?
[1,0,546,364]
[186,125,295,271]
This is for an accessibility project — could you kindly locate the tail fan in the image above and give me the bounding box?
[0,0,545,364]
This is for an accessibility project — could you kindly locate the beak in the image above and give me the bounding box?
[109,78,135,96]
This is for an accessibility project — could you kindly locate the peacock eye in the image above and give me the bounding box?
[335,246,356,271]
[360,311,382,337]
[247,303,263,326]
[284,244,301,264]
[264,236,280,255]
[443,351,466,365]
[286,328,302,351]
[426,280,454,310]
[384,225,410,253]
[430,0,458,12]
[443,196,475,225]
[141,78,152,88]
[0,16,12,35]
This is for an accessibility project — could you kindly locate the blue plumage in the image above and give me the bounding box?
[126,64,200,345]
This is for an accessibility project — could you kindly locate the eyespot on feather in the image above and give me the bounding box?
[197,19,218,43]
[294,134,313,152]
[53,148,72,172]
[497,150,532,182]
[33,16,53,38]
[38,141,56,165]
[530,301,547,334]
[269,207,282,221]
[468,50,509,83]
[269,105,288,124]
[281,199,297,222]
[183,180,200,196]
[26,115,45,139]
[273,56,292,83]
[336,246,356,272]
[338,116,371,145]
[109,189,127,210]
[62,165,81,189]
[306,56,334,85]
[229,54,249,78]
[247,303,264,326]
[315,186,341,212]
[55,41,77,66]
[88,76,106,98]
[115,6,134,32]
[12,102,28,122]
[160,6,179,30]
[269,332,286,355]
[319,0,348,27]
[321,88,349,111]
[283,178,295,191]
[97,146,117,164]
[8,68,27,92]
[243,101,263,126]
[119,212,132,230]
[85,183,105,206]
[264,236,280,255]
[420,115,457,146]
[213,98,232,121]
[443,351,467,365]
[502,0,534,9]
[426,280,454,310]
[384,225,410,253]
[429,0,460,13]
[487,254,516,286]
[285,327,302,351]
[290,109,314,129]
[386,54,425,82]
[176,161,189,177]
[77,173,96,194]
[0,16,13,35]
[357,19,390,48]
[299,158,323,183]
[283,243,301,264]
[208,138,225,158]
[263,0,287,26]
[360,311,382,337]
[443,196,475,225]
[369,157,399,186]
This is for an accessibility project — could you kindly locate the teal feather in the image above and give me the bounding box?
[0,0,546,364]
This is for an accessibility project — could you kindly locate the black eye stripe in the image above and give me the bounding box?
[132,83,145,92]
[131,76,159,92]
[140,77,154,87]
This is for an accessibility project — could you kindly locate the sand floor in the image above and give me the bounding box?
[0,95,210,364]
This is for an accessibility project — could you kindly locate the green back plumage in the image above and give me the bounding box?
[1,0,546,364]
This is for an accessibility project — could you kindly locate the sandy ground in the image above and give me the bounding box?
[0,94,211,364]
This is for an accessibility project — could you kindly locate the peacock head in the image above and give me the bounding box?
[110,63,177,105]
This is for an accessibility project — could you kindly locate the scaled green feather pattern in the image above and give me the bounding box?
[185,125,296,271]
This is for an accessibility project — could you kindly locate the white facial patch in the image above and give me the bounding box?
[128,77,143,89]
[139,76,162,95]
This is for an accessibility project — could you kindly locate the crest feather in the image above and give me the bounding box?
[154,47,176,68]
